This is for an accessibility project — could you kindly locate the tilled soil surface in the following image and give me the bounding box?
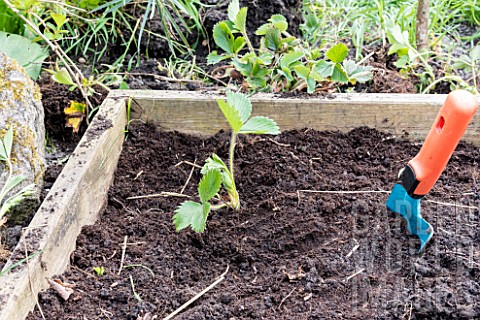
[28,124,480,319]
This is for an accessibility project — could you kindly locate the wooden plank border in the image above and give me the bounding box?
[0,97,126,320]
[111,90,480,144]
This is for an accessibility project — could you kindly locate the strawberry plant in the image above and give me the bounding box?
[173,91,280,232]
[207,0,372,93]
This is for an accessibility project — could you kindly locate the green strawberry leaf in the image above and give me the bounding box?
[331,64,349,83]
[394,55,409,68]
[198,169,222,203]
[270,15,288,32]
[207,51,230,64]
[233,36,246,53]
[314,60,334,78]
[234,7,248,33]
[227,0,240,23]
[280,51,304,70]
[246,75,267,88]
[212,21,235,54]
[343,60,373,84]
[265,27,281,51]
[217,98,243,133]
[306,76,316,93]
[227,91,252,123]
[173,201,208,232]
[326,43,349,63]
[256,23,270,35]
[239,116,280,135]
[201,154,228,175]
[294,65,310,79]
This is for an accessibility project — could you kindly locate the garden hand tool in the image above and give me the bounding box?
[386,90,478,253]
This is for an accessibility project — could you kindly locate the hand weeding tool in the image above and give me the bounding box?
[386,90,478,252]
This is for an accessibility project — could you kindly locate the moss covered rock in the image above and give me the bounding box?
[0,52,45,223]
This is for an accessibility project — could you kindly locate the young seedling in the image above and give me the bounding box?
[93,266,105,276]
[173,91,280,232]
[0,126,35,220]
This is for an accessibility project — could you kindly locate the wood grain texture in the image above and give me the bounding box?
[0,97,126,320]
[111,90,480,144]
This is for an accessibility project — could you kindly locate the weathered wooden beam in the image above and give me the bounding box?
[0,97,126,320]
[110,90,480,144]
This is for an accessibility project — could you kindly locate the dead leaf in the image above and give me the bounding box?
[136,312,157,320]
[64,100,86,133]
[47,278,74,301]
[281,266,306,282]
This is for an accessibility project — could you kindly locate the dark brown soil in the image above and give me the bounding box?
[28,123,480,319]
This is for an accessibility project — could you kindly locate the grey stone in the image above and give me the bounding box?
[0,52,45,223]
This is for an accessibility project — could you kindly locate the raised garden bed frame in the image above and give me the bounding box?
[1,90,480,320]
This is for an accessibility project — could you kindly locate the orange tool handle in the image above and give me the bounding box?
[408,90,478,196]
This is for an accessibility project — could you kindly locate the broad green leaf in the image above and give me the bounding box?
[388,42,406,55]
[246,75,267,88]
[331,64,349,83]
[3,126,14,159]
[234,7,247,33]
[394,55,409,68]
[470,45,480,61]
[258,52,273,65]
[201,154,228,175]
[294,65,310,79]
[173,201,207,232]
[233,36,245,53]
[0,31,49,80]
[343,60,373,84]
[198,170,222,203]
[227,0,240,23]
[226,91,252,123]
[314,60,334,78]
[270,15,288,32]
[207,51,230,64]
[52,68,75,86]
[265,27,281,51]
[326,43,349,63]
[50,13,67,28]
[280,51,304,70]
[212,21,235,54]
[239,116,280,135]
[232,58,252,76]
[256,23,270,35]
[306,76,316,93]
[387,25,408,46]
[217,99,243,133]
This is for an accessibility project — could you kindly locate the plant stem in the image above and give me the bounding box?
[421,75,468,94]
[228,132,240,209]
[242,31,256,55]
[229,132,236,176]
